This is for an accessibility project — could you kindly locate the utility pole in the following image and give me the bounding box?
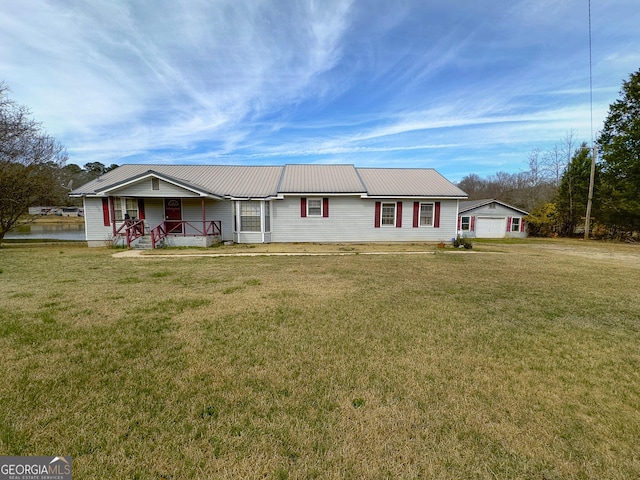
[584,144,596,240]
[584,0,595,241]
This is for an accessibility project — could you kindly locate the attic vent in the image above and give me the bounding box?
[489,202,496,209]
[151,178,160,190]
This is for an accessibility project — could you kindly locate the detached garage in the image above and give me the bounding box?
[458,199,528,239]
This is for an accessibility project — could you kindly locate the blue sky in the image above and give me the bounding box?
[2,0,639,181]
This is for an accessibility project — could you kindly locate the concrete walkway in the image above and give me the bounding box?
[112,249,440,258]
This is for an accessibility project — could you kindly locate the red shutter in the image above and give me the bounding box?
[470,216,475,232]
[374,202,381,228]
[457,216,461,230]
[396,202,402,228]
[413,202,419,228]
[101,198,110,226]
[520,219,525,232]
[506,217,512,232]
[301,198,307,218]
[137,199,145,219]
[323,198,329,218]
[434,202,441,228]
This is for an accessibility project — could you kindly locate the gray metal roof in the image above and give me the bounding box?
[278,164,366,193]
[458,199,529,215]
[357,168,468,197]
[71,164,467,199]
[71,165,284,198]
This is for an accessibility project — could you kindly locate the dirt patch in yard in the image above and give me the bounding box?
[496,240,640,267]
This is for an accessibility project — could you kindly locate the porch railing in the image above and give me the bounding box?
[150,222,166,249]
[115,219,145,247]
[150,220,222,249]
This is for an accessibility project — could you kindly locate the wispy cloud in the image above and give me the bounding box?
[2,0,639,179]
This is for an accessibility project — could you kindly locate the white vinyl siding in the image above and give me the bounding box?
[83,197,113,242]
[270,197,458,243]
[107,178,201,198]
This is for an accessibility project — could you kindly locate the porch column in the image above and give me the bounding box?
[201,198,206,236]
[109,196,116,237]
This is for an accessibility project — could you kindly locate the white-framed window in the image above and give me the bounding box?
[240,201,261,232]
[461,216,470,231]
[420,203,434,226]
[381,202,396,226]
[113,197,138,221]
[511,217,521,232]
[307,198,322,216]
[264,201,270,232]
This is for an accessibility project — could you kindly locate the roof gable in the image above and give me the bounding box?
[94,170,214,197]
[458,199,528,215]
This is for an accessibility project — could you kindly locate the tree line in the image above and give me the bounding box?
[2,68,640,243]
[457,68,640,240]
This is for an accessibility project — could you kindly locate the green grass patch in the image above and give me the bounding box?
[0,242,639,478]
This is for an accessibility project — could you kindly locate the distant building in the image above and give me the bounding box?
[458,199,528,239]
[28,206,83,217]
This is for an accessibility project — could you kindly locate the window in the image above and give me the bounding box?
[461,216,470,231]
[307,198,322,216]
[381,203,395,226]
[113,197,138,221]
[264,201,270,232]
[420,203,434,226]
[511,217,520,232]
[240,201,261,232]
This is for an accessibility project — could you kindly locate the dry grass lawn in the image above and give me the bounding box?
[0,239,639,479]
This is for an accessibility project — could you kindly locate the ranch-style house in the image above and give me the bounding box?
[70,164,468,248]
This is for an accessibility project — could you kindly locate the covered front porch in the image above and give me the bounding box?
[108,196,224,249]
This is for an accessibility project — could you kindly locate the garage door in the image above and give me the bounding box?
[475,217,505,238]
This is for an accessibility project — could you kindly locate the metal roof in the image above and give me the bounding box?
[71,165,284,198]
[71,164,467,199]
[278,164,366,193]
[357,168,468,197]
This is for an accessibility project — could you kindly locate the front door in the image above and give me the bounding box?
[164,198,182,234]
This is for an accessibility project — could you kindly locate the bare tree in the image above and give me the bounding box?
[0,82,67,244]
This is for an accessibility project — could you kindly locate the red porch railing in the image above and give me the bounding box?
[150,220,222,249]
[115,219,145,247]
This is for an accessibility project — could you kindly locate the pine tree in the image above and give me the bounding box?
[597,68,640,237]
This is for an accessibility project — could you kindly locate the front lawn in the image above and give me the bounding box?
[0,241,638,479]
